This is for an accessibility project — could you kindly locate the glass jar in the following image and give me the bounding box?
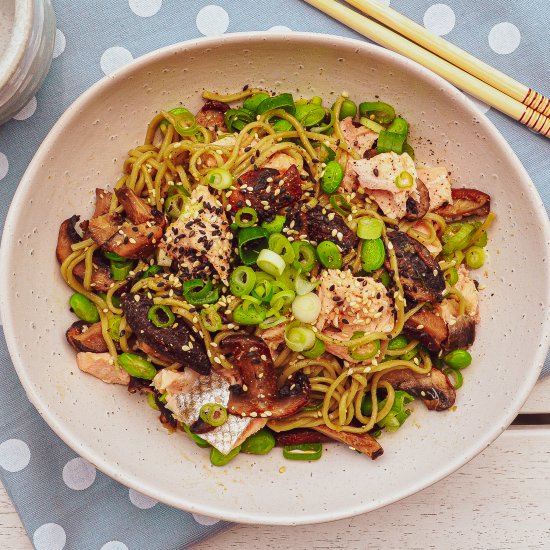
[0,0,55,125]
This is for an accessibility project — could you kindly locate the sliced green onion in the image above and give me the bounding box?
[301,338,326,358]
[103,251,126,262]
[230,266,256,296]
[108,315,122,342]
[206,167,233,190]
[141,264,162,279]
[359,116,385,133]
[261,215,286,234]
[443,349,472,370]
[292,240,318,273]
[294,272,318,296]
[147,305,175,328]
[377,390,415,432]
[224,107,254,132]
[258,314,286,330]
[270,289,296,313]
[357,217,384,240]
[69,293,99,323]
[256,93,295,115]
[146,392,159,411]
[98,292,121,308]
[470,221,489,247]
[310,108,334,134]
[118,353,157,380]
[283,443,322,461]
[310,96,323,106]
[442,223,475,255]
[257,249,286,277]
[359,101,395,124]
[183,423,210,448]
[465,246,486,269]
[444,267,459,286]
[232,301,266,325]
[271,118,294,132]
[292,292,321,324]
[238,226,269,265]
[199,403,228,427]
[210,445,241,467]
[110,260,133,281]
[387,116,409,136]
[321,160,344,194]
[377,130,406,154]
[329,193,352,216]
[241,428,276,455]
[316,240,343,269]
[243,92,270,113]
[312,141,336,163]
[443,367,464,390]
[403,142,415,160]
[350,332,380,361]
[251,279,274,303]
[285,325,316,352]
[164,193,185,220]
[394,170,414,189]
[361,238,385,272]
[183,278,219,305]
[268,233,295,264]
[294,103,326,127]
[387,335,408,351]
[200,307,222,332]
[234,207,258,228]
[168,107,197,136]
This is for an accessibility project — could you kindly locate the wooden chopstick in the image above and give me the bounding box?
[345,0,550,118]
[303,0,550,138]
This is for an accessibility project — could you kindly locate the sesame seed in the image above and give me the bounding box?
[134,295,140,302]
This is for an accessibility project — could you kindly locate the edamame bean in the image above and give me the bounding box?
[69,293,99,323]
[118,352,157,380]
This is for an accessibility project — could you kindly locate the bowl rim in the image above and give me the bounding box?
[1,31,549,525]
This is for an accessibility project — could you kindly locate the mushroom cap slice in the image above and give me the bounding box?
[220,334,310,419]
[381,367,456,411]
[386,230,445,303]
[121,295,211,375]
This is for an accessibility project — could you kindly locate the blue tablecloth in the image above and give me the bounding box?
[0,1,548,548]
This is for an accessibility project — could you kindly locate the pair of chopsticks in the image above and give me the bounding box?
[304,0,550,139]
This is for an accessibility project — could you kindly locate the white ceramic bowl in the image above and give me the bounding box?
[1,33,549,525]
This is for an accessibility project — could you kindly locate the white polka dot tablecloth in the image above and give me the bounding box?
[0,1,549,548]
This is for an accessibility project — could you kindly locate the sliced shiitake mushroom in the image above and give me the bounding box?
[386,230,445,303]
[434,188,490,221]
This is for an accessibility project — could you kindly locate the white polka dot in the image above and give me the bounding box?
[33,523,66,550]
[192,513,221,526]
[0,152,8,181]
[423,4,456,36]
[100,47,134,76]
[0,439,30,472]
[268,25,292,33]
[463,92,491,114]
[100,542,129,550]
[52,29,66,58]
[488,22,521,55]
[13,96,37,120]
[129,488,158,509]
[62,457,96,490]
[196,5,229,37]
[128,0,162,17]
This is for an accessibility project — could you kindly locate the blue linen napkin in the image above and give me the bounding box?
[0,1,548,548]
